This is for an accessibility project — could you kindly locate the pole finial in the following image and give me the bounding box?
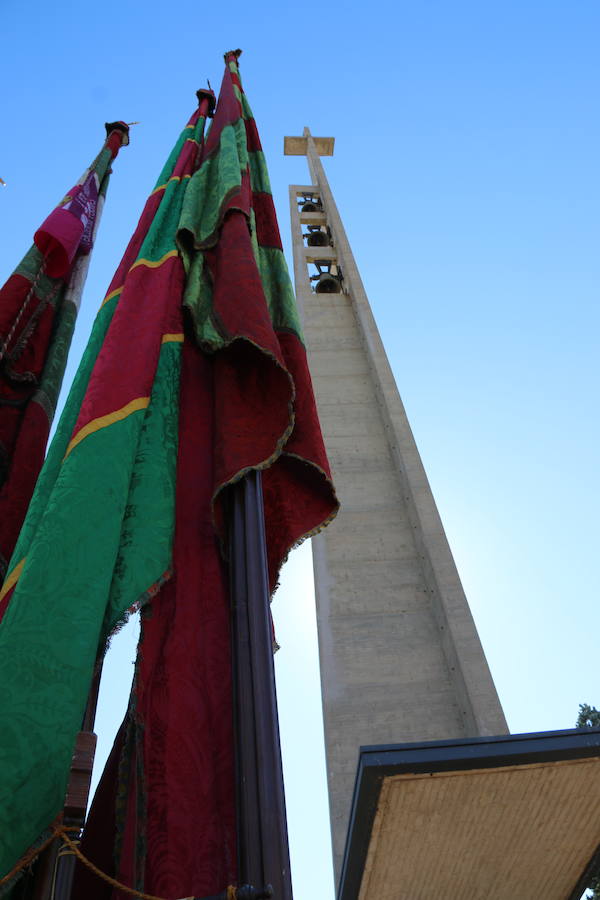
[196,87,217,118]
[224,48,242,64]
[104,121,130,147]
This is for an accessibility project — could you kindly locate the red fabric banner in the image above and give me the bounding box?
[73,56,337,900]
[0,126,128,585]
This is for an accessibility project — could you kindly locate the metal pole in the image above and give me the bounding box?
[230,470,293,900]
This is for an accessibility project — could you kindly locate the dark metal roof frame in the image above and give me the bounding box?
[338,727,600,900]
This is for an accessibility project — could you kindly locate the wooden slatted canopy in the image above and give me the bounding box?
[338,728,600,900]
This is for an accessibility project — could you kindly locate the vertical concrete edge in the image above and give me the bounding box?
[288,182,344,856]
[351,295,508,737]
[302,136,508,739]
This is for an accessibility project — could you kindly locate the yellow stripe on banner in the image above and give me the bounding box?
[129,250,179,273]
[101,249,181,309]
[100,286,123,309]
[185,137,199,146]
[0,558,25,604]
[161,333,184,344]
[150,173,192,197]
[64,397,150,460]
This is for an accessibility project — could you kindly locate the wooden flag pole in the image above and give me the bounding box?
[230,470,293,900]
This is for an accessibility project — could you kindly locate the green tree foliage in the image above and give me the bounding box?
[576,704,600,899]
[576,704,600,729]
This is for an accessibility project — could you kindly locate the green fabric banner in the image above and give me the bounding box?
[0,109,206,886]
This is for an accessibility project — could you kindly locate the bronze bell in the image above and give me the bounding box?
[315,273,341,293]
[306,230,329,247]
[300,199,321,213]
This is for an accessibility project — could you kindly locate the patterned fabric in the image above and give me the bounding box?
[178,54,335,579]
[0,127,127,583]
[0,111,198,885]
[0,55,338,895]
[75,56,338,900]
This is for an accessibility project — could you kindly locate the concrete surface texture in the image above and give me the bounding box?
[285,128,508,882]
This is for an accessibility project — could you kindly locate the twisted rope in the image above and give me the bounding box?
[56,826,235,900]
[0,822,238,900]
[0,818,78,888]
[0,262,47,365]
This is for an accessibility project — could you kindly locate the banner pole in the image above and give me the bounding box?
[230,470,293,899]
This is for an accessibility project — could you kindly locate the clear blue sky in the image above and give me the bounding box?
[1,2,599,898]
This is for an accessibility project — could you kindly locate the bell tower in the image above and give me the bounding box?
[285,128,508,881]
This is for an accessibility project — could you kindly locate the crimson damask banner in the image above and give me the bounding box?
[0,124,128,585]
[0,56,337,897]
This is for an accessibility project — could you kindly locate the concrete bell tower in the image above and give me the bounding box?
[284,128,508,881]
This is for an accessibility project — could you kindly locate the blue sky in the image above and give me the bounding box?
[1,1,599,898]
